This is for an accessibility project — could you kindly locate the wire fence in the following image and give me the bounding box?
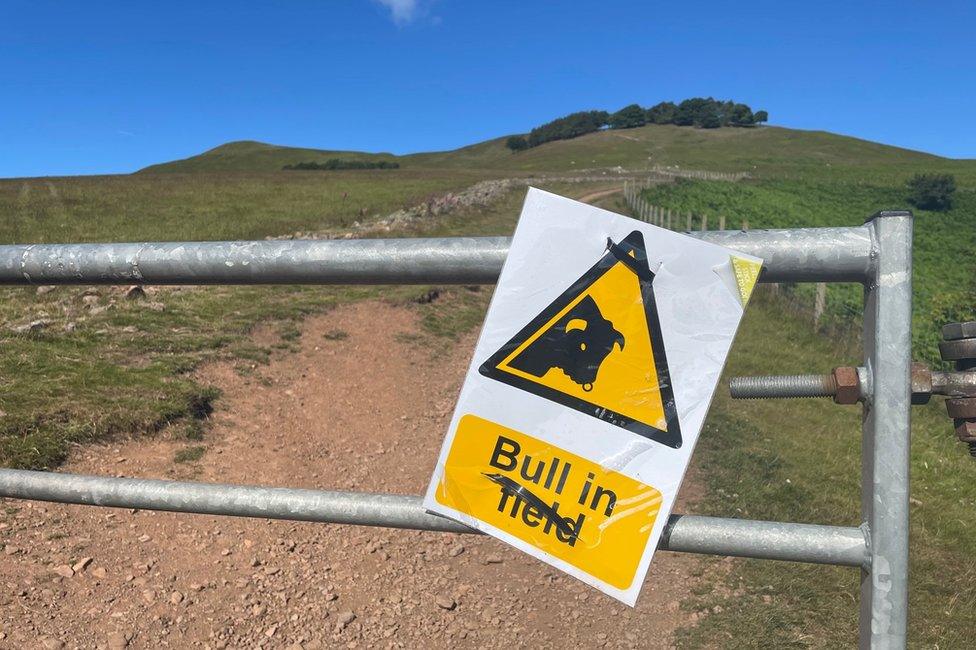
[647,165,749,182]
[623,178,856,340]
[623,179,742,232]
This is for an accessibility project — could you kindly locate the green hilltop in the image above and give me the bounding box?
[138,140,402,174]
[138,124,976,183]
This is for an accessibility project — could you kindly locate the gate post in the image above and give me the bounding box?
[860,210,913,649]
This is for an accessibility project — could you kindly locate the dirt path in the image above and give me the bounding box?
[0,296,703,649]
[576,186,623,205]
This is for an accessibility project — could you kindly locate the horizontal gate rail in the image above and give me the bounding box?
[0,468,868,568]
[0,225,873,286]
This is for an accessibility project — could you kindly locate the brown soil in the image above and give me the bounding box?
[576,186,623,205]
[0,297,704,649]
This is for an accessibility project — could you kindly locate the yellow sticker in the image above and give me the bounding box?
[479,231,681,448]
[436,414,663,590]
[731,255,762,305]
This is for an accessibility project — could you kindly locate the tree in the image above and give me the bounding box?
[674,97,718,127]
[608,104,647,129]
[906,173,956,211]
[645,101,676,124]
[753,110,769,124]
[699,106,723,129]
[505,135,529,152]
[729,103,754,126]
[527,110,609,147]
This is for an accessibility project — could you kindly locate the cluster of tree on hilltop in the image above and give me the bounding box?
[283,159,400,170]
[505,98,768,151]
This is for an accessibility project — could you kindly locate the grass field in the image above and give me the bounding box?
[676,293,976,648]
[638,178,976,364]
[1,169,485,243]
[3,122,976,645]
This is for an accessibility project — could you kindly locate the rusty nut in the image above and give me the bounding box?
[911,362,933,405]
[832,366,861,405]
[939,338,976,362]
[954,419,976,443]
[942,321,976,341]
[946,398,976,420]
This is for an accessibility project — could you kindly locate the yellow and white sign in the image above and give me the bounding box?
[424,189,761,605]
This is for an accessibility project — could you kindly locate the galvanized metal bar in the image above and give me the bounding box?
[860,211,913,649]
[689,226,874,282]
[0,226,873,286]
[0,238,510,286]
[661,514,868,568]
[0,468,868,567]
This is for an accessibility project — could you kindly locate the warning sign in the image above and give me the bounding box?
[479,230,681,448]
[435,414,662,589]
[424,189,761,605]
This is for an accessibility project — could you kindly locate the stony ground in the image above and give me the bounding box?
[0,297,704,649]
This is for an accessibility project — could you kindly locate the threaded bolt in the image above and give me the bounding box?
[729,374,837,400]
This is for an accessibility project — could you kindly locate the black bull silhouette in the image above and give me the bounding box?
[509,295,624,391]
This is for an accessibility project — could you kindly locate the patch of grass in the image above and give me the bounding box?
[173,445,206,464]
[0,284,400,468]
[414,287,491,342]
[278,323,302,342]
[322,329,349,341]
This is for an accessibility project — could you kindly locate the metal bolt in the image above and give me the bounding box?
[728,374,838,400]
[941,321,976,459]
[729,367,863,404]
[911,362,933,405]
[832,367,860,405]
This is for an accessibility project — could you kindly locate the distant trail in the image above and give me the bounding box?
[577,185,623,204]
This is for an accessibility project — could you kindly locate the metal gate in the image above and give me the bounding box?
[0,210,913,649]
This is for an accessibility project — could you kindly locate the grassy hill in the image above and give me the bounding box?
[140,125,976,184]
[139,140,403,174]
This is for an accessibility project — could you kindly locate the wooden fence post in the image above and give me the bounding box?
[741,219,749,231]
[701,215,708,231]
[719,215,726,230]
[686,212,692,231]
[814,283,827,329]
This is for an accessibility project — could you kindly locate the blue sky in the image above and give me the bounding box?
[1,0,974,177]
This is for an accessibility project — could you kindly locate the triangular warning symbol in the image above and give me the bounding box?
[480,231,682,448]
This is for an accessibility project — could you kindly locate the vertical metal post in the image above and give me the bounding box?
[860,210,913,649]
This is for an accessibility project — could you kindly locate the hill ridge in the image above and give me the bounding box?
[137,124,976,184]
